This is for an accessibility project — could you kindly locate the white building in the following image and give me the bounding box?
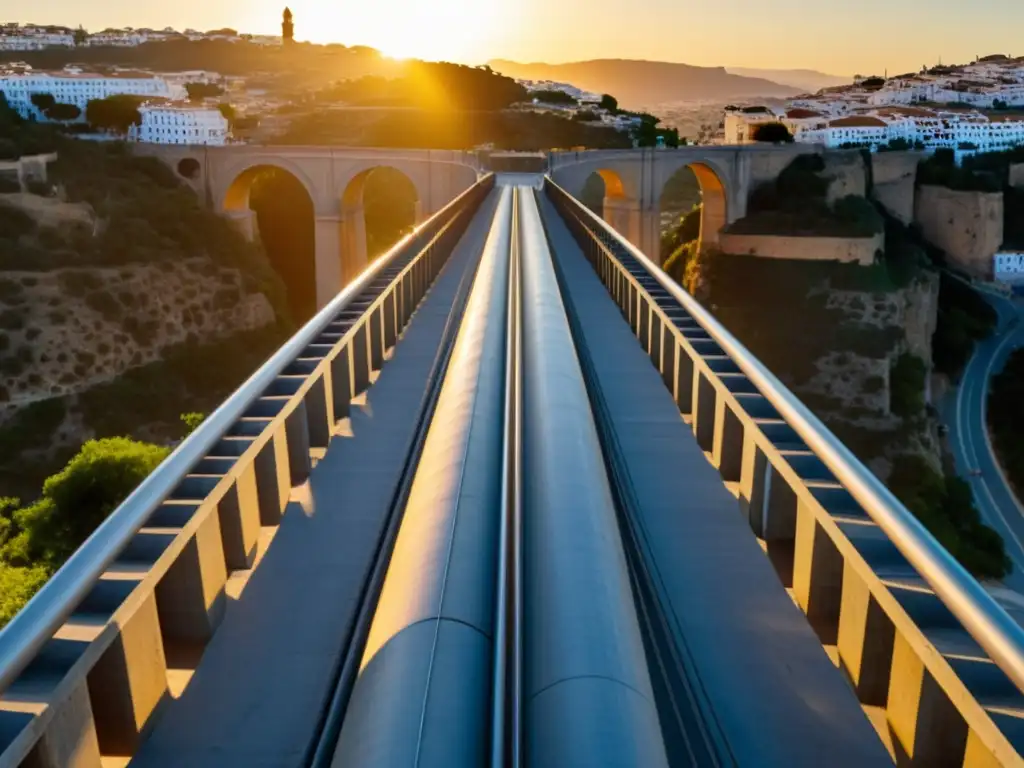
[0,69,184,119]
[130,103,230,145]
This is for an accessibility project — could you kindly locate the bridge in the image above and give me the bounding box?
[2,172,1024,767]
[136,143,817,309]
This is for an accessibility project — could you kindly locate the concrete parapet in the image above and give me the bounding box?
[719,231,883,266]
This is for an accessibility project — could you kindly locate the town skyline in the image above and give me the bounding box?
[2,0,1024,78]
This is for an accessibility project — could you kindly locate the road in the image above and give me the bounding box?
[942,283,1024,601]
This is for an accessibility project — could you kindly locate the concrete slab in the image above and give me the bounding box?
[131,190,499,767]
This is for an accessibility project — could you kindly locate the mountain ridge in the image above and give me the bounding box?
[487,58,802,109]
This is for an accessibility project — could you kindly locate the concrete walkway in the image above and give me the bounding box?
[132,191,499,767]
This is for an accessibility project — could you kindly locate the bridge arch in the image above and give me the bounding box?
[337,166,421,283]
[659,161,729,256]
[222,163,318,321]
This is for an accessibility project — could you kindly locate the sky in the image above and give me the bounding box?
[5,0,1024,76]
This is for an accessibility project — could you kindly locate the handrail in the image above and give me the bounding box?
[545,176,1024,694]
[0,175,494,694]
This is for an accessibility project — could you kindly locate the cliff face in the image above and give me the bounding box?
[693,251,941,477]
[914,185,1003,278]
[871,151,923,224]
[0,259,274,405]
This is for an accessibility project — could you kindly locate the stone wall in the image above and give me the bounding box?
[914,185,1003,278]
[1010,163,1024,190]
[822,151,868,204]
[0,153,58,188]
[718,231,882,266]
[871,151,923,224]
[0,259,275,403]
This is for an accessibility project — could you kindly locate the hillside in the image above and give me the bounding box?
[0,101,289,500]
[726,67,850,92]
[487,58,799,109]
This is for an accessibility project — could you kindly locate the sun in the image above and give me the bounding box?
[301,0,500,63]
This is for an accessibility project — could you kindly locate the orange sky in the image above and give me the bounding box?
[6,0,1024,76]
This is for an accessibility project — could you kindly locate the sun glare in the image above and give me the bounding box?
[302,0,500,63]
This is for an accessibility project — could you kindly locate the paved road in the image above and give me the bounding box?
[941,284,1024,599]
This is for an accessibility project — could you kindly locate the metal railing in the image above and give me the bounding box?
[545,177,1024,765]
[0,175,495,700]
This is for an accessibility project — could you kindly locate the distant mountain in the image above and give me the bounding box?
[725,67,850,93]
[487,59,800,109]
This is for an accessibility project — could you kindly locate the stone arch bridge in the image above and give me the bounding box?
[136,145,482,308]
[547,144,817,261]
[139,143,815,307]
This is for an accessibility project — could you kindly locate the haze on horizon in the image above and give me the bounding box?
[3,0,1023,79]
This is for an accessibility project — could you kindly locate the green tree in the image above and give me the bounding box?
[217,103,236,126]
[599,94,618,112]
[531,90,576,105]
[181,412,206,436]
[86,95,144,134]
[73,25,88,46]
[44,103,81,122]
[751,122,794,143]
[890,353,927,416]
[3,438,169,567]
[185,82,225,101]
[30,93,56,111]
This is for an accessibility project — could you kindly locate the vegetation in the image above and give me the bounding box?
[85,94,146,134]
[889,456,1009,579]
[0,438,170,627]
[314,62,528,111]
[726,154,884,238]
[44,103,81,122]
[531,89,576,105]
[751,122,794,143]
[276,108,631,151]
[890,353,927,417]
[185,82,224,101]
[933,272,997,377]
[917,148,1001,192]
[988,350,1024,499]
[181,412,206,436]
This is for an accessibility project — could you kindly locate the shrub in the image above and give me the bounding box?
[25,179,51,196]
[8,438,169,566]
[889,353,927,416]
[989,349,1024,499]
[180,412,206,436]
[29,93,56,111]
[751,122,794,143]
[889,456,1009,579]
[0,203,34,238]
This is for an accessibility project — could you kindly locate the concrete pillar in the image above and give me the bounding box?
[225,209,257,243]
[602,196,640,245]
[603,197,663,263]
[339,202,369,284]
[700,189,728,251]
[314,215,344,310]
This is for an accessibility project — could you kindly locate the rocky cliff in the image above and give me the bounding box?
[0,260,274,405]
[914,185,1003,278]
[691,251,941,477]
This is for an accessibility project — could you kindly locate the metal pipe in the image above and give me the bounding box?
[546,177,1024,694]
[491,188,523,768]
[0,175,494,695]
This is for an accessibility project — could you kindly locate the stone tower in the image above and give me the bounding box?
[282,7,294,46]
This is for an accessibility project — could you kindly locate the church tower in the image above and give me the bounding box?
[282,7,294,46]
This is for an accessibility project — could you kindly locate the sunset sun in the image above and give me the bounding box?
[302,0,500,62]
